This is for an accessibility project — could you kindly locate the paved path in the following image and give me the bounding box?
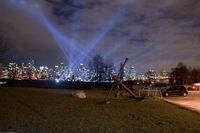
[163,91,200,112]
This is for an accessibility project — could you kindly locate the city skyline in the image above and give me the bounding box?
[1,59,170,74]
[1,59,168,83]
[0,0,200,74]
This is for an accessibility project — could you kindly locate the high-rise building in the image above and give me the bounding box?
[28,60,34,67]
[160,69,167,76]
[129,66,136,80]
[8,63,18,78]
[159,69,169,83]
[145,69,156,83]
[60,62,64,69]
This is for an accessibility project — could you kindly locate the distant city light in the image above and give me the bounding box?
[55,79,59,83]
[0,60,169,83]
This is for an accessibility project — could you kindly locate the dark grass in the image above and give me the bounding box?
[0,87,200,133]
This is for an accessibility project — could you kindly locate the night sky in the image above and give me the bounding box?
[0,0,200,74]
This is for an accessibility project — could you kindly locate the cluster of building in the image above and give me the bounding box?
[0,60,169,83]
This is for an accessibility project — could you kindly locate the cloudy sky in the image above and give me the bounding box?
[0,0,200,74]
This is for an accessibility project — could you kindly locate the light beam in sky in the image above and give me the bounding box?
[4,0,195,81]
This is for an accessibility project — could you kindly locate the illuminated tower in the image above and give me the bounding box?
[28,60,35,69]
[129,66,136,80]
[160,69,167,76]
[80,63,83,72]
[8,63,18,78]
[60,62,64,69]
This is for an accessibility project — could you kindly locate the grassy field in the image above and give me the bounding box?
[0,87,200,133]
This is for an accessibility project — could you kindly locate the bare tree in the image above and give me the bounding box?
[0,31,10,62]
[27,68,32,81]
[104,58,115,82]
[170,62,189,85]
[89,54,105,82]
[190,67,200,83]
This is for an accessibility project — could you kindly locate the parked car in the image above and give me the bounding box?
[188,83,200,91]
[161,85,188,97]
[142,83,168,90]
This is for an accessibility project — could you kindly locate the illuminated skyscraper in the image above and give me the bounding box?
[129,66,136,80]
